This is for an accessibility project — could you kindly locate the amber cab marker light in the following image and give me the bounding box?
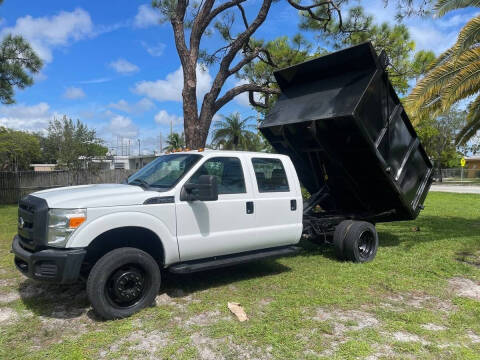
[69,217,86,228]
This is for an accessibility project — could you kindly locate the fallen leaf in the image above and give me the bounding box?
[228,302,249,322]
[411,226,420,232]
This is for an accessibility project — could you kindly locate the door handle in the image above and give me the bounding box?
[246,201,254,214]
[291,199,297,211]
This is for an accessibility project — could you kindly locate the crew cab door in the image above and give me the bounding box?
[175,155,257,261]
[248,156,302,248]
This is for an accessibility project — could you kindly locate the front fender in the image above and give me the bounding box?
[66,211,179,265]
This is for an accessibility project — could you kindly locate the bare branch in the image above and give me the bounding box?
[214,83,280,112]
[170,0,189,66]
[190,0,215,57]
[236,3,249,30]
[191,0,248,47]
[205,0,274,108]
[287,0,343,31]
[228,48,261,75]
[205,0,247,25]
[249,90,269,109]
[257,48,277,67]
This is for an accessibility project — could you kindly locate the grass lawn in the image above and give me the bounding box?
[0,192,479,359]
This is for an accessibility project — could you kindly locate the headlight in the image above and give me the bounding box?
[47,209,86,247]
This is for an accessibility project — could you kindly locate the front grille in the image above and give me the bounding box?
[18,195,49,248]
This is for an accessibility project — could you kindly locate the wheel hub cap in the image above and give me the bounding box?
[112,269,144,302]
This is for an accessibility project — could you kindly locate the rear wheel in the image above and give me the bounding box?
[87,247,161,320]
[333,220,354,260]
[343,221,378,263]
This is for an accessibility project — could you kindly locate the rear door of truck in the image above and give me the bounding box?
[247,155,303,248]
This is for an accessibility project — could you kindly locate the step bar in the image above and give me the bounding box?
[168,246,301,274]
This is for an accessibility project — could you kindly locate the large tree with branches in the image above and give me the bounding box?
[152,0,351,149]
[0,0,42,104]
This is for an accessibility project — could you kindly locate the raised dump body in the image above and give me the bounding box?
[260,42,432,222]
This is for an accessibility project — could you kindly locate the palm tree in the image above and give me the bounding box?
[163,132,185,152]
[211,112,257,150]
[406,0,480,145]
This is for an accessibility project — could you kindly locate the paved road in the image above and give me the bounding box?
[430,184,480,194]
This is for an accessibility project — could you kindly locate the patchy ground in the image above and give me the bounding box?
[0,192,479,359]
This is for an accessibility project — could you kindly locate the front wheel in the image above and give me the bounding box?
[87,247,161,320]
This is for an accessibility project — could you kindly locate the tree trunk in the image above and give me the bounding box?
[184,105,210,149]
[182,60,203,149]
[186,99,215,149]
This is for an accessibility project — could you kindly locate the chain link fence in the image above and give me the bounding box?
[433,168,480,183]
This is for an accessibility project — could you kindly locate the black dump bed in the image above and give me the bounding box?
[260,42,433,222]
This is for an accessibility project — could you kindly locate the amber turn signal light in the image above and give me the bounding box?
[69,217,86,228]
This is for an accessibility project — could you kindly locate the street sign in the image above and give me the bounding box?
[461,157,466,167]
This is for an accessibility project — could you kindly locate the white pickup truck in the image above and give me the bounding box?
[12,43,433,319]
[13,151,309,319]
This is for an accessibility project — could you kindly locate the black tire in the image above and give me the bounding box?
[343,221,378,263]
[333,220,354,260]
[87,247,161,320]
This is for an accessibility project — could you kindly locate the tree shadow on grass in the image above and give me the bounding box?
[379,215,480,250]
[18,261,291,318]
[17,279,102,321]
[296,214,480,258]
[163,260,291,298]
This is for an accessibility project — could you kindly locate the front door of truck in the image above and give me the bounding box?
[176,156,257,261]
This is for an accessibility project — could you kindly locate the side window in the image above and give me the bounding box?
[252,158,290,193]
[188,157,246,194]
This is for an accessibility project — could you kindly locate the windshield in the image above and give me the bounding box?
[128,154,202,189]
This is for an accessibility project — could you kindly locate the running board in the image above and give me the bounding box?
[168,246,301,274]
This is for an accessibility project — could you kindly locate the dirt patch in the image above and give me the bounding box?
[0,292,20,303]
[449,277,480,301]
[190,333,271,360]
[258,298,273,307]
[184,310,223,327]
[191,333,225,360]
[313,308,379,335]
[385,293,456,313]
[392,331,429,345]
[365,344,396,360]
[0,278,17,287]
[421,323,446,331]
[0,307,17,323]
[0,278,21,303]
[155,293,188,310]
[100,330,169,359]
[467,331,480,344]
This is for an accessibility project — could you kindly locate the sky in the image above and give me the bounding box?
[0,0,478,154]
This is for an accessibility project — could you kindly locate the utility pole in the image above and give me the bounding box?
[159,132,163,154]
[137,139,141,156]
[170,119,173,137]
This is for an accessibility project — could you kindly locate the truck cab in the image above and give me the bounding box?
[12,150,303,319]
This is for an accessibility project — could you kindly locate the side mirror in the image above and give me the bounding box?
[181,175,218,201]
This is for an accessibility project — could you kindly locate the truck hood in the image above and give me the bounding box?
[32,184,164,208]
